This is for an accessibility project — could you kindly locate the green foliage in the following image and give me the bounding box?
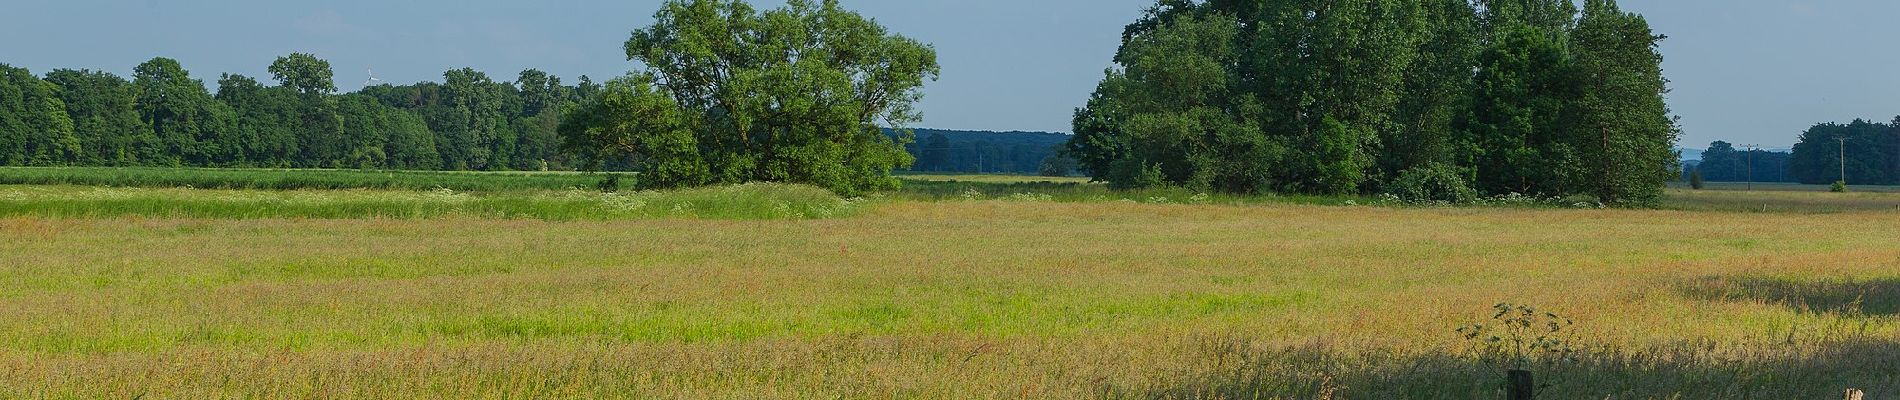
[268,53,337,96]
[1790,119,1900,185]
[1073,0,1680,207]
[134,57,238,166]
[0,64,81,166]
[1567,0,1680,207]
[559,75,707,189]
[1698,141,1796,183]
[1457,303,1580,371]
[1038,153,1079,177]
[1383,164,1479,204]
[44,69,151,166]
[577,0,939,196]
[1689,168,1704,190]
[1832,180,1848,193]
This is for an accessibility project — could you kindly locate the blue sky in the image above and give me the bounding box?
[3,0,1897,148]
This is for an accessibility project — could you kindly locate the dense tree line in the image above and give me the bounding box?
[900,129,1075,175]
[1789,118,1900,185]
[1068,0,1680,206]
[0,56,596,171]
[1693,141,1795,183]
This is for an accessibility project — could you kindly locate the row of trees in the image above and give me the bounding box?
[0,55,599,171]
[1066,0,1680,205]
[1692,141,1795,183]
[904,129,1072,175]
[1789,118,1900,185]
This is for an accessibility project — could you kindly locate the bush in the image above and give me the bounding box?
[1106,159,1169,190]
[1831,180,1848,193]
[1689,169,1705,190]
[1383,164,1478,204]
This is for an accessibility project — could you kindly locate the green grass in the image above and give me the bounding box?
[0,167,604,192]
[1663,188,1900,213]
[1672,181,1900,193]
[1,168,1898,397]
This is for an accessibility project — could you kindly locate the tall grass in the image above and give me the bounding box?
[0,200,1895,397]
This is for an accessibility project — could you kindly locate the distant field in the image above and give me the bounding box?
[0,168,1896,398]
[1674,181,1900,193]
[1664,188,1900,213]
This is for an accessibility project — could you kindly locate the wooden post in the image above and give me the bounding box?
[1507,369,1534,400]
[1844,389,1864,400]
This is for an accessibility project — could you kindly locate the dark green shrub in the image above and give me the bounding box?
[1384,164,1478,204]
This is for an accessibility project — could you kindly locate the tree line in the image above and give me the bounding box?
[0,55,598,171]
[1067,0,1680,206]
[8,0,1688,201]
[1690,141,1795,183]
[1788,118,1900,185]
[902,129,1075,175]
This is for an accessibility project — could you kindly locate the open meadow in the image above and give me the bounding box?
[0,168,1897,398]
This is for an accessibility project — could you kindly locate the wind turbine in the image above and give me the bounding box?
[363,68,384,87]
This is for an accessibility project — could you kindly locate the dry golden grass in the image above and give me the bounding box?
[0,198,1896,398]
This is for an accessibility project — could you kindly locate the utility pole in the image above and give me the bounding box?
[1837,137,1850,185]
[1743,144,1759,191]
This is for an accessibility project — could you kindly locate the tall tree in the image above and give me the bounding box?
[0,64,80,165]
[133,57,236,166]
[1567,0,1678,206]
[217,74,299,166]
[1462,22,1577,196]
[1383,0,1479,179]
[44,69,151,165]
[269,53,344,168]
[438,68,514,170]
[267,53,338,96]
[579,0,940,194]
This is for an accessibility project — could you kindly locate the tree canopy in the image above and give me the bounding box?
[1789,118,1900,185]
[562,0,940,195]
[1069,0,1680,206]
[0,52,605,172]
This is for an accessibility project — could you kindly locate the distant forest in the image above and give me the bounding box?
[897,129,1075,176]
[1788,118,1900,185]
[1690,118,1900,185]
[1691,141,1796,183]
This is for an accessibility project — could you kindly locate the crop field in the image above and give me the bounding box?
[0,168,1897,398]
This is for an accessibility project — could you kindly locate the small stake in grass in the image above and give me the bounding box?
[1843,389,1863,400]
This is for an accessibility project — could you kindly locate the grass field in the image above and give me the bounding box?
[1,169,1898,398]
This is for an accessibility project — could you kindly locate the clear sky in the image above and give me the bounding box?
[3,0,1897,148]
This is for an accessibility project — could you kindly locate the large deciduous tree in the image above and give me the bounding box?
[565,0,940,195]
[44,69,147,165]
[270,53,345,168]
[133,57,237,166]
[0,64,80,165]
[1567,0,1679,206]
